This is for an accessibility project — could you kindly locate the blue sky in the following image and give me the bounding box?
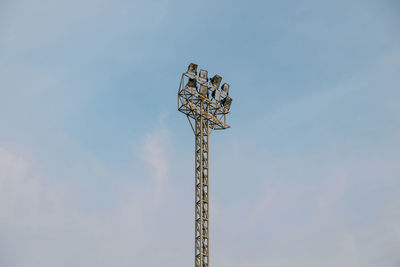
[0,0,399,266]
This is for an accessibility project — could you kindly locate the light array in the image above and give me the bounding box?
[187,63,232,111]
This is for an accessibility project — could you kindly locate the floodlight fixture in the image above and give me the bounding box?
[221,83,230,94]
[187,78,197,88]
[199,69,208,80]
[210,74,222,89]
[188,63,198,75]
[221,96,232,110]
[199,84,208,97]
[211,89,221,101]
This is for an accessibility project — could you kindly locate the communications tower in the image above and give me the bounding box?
[177,63,232,267]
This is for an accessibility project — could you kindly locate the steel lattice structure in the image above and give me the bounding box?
[178,64,231,267]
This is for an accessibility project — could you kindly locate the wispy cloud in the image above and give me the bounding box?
[0,123,189,266]
[140,127,170,206]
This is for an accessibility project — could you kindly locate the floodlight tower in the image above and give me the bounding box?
[178,63,232,267]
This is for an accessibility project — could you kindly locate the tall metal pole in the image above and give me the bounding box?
[178,63,232,267]
[195,100,210,267]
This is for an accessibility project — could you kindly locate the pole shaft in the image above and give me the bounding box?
[194,100,210,267]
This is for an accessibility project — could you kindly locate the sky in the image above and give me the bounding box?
[0,0,399,266]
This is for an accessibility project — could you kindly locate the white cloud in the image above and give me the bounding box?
[0,147,41,226]
[140,127,170,206]
[211,148,400,267]
[0,126,191,267]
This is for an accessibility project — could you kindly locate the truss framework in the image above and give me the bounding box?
[178,70,231,267]
[194,102,209,267]
[178,72,230,132]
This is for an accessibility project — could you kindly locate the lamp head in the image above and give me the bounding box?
[188,63,198,75]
